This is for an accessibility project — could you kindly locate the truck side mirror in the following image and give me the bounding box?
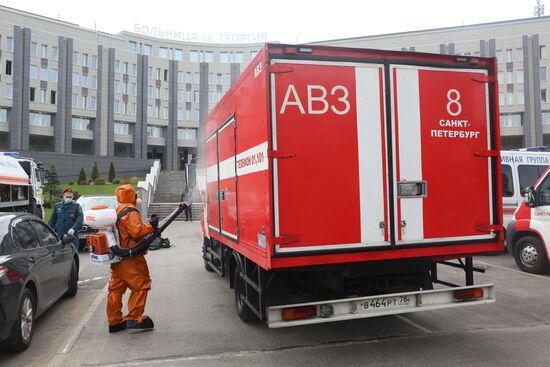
[62,234,75,246]
[524,186,537,208]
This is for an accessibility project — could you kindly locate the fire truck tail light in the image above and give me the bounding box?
[454,288,484,301]
[281,306,317,321]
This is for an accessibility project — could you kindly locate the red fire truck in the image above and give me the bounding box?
[202,44,503,328]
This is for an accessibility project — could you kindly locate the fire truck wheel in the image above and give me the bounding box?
[513,235,549,274]
[234,263,255,322]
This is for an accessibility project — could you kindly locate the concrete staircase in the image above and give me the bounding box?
[149,171,203,221]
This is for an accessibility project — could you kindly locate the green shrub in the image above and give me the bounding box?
[129,176,139,184]
[94,177,106,185]
[91,162,99,181]
[108,162,116,182]
[68,181,74,186]
[78,167,86,184]
[78,180,88,185]
[112,178,122,184]
[44,200,52,208]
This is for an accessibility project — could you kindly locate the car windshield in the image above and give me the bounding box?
[77,196,117,212]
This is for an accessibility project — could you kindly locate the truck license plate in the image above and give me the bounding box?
[358,295,412,312]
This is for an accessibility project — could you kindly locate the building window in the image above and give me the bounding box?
[208,73,214,85]
[123,101,128,114]
[132,63,137,76]
[193,91,199,102]
[0,108,8,122]
[91,75,97,89]
[505,48,513,63]
[234,52,244,63]
[506,72,513,84]
[205,51,214,63]
[164,69,168,82]
[147,126,165,138]
[115,60,120,73]
[114,80,120,94]
[30,65,37,80]
[72,73,79,87]
[147,105,152,118]
[115,122,132,135]
[50,90,56,105]
[163,88,169,100]
[5,37,13,52]
[90,96,97,110]
[72,94,79,108]
[541,45,547,59]
[517,90,525,105]
[128,41,137,53]
[30,88,35,102]
[193,72,200,84]
[91,55,97,69]
[131,102,136,115]
[40,67,48,82]
[72,117,91,131]
[5,60,11,75]
[41,44,48,59]
[82,95,88,109]
[192,110,199,122]
[177,108,183,120]
[220,52,229,63]
[114,100,120,114]
[147,85,153,98]
[154,105,160,118]
[496,50,502,63]
[542,89,548,103]
[30,42,37,57]
[159,47,168,59]
[516,48,523,62]
[155,68,161,80]
[250,50,258,59]
[143,44,152,56]
[543,112,550,125]
[155,87,161,99]
[499,92,505,106]
[123,62,129,75]
[542,67,547,81]
[123,81,128,94]
[516,70,524,84]
[4,84,13,99]
[162,107,168,119]
[147,67,152,79]
[39,89,46,103]
[50,68,58,83]
[131,82,137,96]
[30,112,52,127]
[178,128,196,140]
[177,89,183,102]
[500,114,522,128]
[506,92,513,105]
[175,49,183,61]
[73,51,79,65]
[81,53,88,67]
[189,50,199,62]
[51,46,58,60]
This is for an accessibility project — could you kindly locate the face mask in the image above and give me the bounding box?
[64,198,73,204]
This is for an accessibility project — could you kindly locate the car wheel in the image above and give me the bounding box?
[234,262,256,322]
[4,288,36,352]
[513,235,550,274]
[64,260,78,297]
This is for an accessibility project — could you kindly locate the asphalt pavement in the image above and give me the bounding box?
[2,222,550,367]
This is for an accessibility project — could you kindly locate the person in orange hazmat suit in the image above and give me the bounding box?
[107,184,159,333]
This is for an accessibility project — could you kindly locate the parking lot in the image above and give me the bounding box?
[2,221,550,367]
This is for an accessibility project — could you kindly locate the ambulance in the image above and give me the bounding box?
[501,148,550,232]
[202,44,503,327]
[507,162,550,273]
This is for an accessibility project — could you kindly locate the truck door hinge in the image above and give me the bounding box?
[269,64,294,74]
[474,150,499,157]
[471,75,495,83]
[268,150,296,159]
[476,224,503,233]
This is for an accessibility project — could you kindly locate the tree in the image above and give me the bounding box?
[78,167,86,183]
[91,162,99,181]
[108,162,116,182]
[45,165,61,202]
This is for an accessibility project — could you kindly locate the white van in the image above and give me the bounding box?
[502,148,550,230]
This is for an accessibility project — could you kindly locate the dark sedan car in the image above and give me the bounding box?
[76,195,117,251]
[0,213,78,352]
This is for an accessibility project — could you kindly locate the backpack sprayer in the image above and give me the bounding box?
[84,202,187,265]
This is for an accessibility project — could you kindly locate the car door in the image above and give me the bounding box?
[31,220,73,298]
[11,219,54,307]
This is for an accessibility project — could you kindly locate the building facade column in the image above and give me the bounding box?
[166,60,178,170]
[107,48,115,156]
[64,38,73,153]
[94,44,103,155]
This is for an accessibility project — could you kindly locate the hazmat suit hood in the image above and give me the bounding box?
[116,184,137,206]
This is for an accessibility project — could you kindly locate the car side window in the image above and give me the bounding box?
[31,221,58,247]
[12,221,40,250]
[537,173,550,206]
[518,165,548,196]
[502,165,514,197]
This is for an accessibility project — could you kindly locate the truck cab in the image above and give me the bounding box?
[507,165,550,273]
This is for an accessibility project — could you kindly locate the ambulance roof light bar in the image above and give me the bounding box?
[518,146,550,152]
[0,152,20,157]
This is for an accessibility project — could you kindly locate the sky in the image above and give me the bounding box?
[0,0,542,44]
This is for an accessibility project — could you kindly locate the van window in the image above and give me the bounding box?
[502,165,514,197]
[518,165,549,195]
[537,173,550,206]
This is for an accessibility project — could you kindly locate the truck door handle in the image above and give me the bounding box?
[398,181,427,198]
